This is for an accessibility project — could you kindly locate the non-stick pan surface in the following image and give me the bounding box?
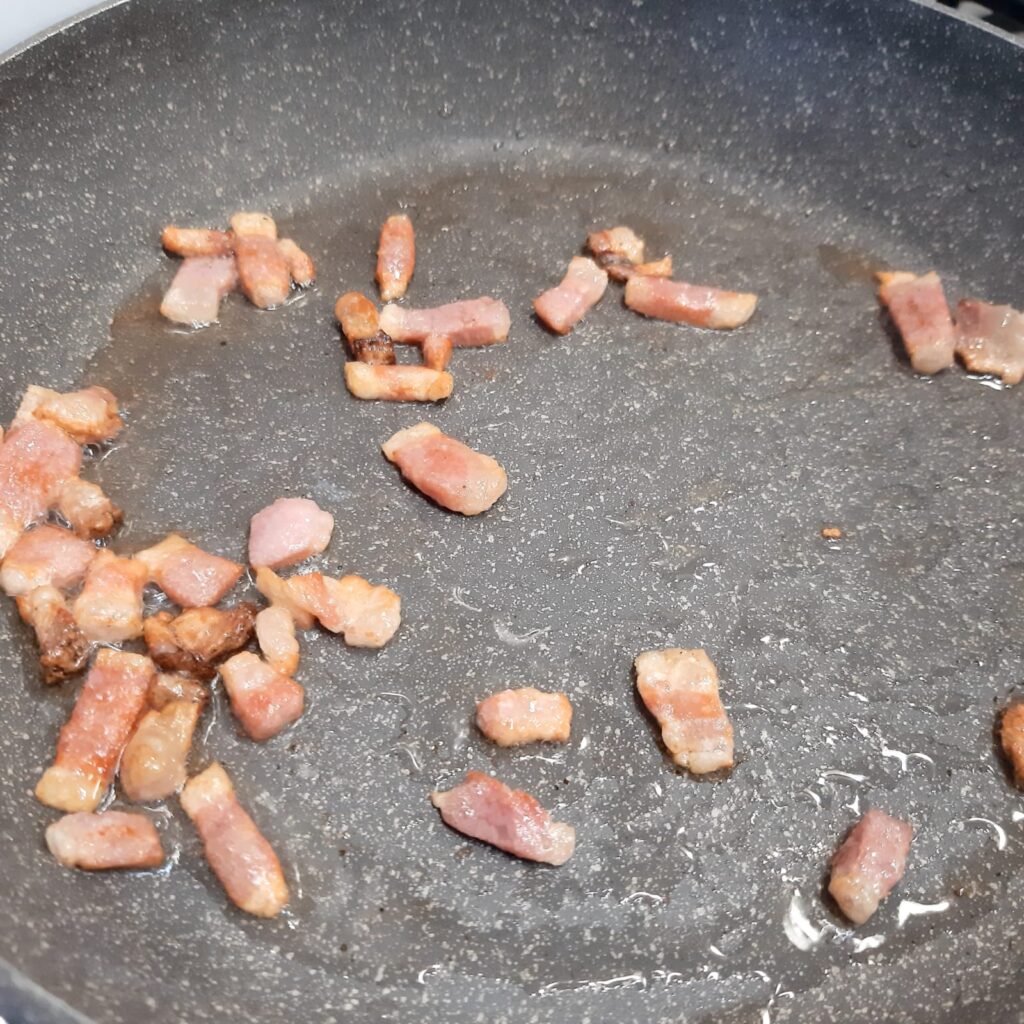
[1,1,1022,1021]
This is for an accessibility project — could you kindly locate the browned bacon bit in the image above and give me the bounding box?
[876,271,955,375]
[229,212,277,239]
[625,276,758,330]
[56,478,122,539]
[286,571,402,648]
[430,771,575,865]
[149,671,207,709]
[350,332,397,365]
[382,422,508,516]
[35,650,155,811]
[335,291,381,342]
[376,213,415,302]
[1000,703,1024,786]
[821,526,843,540]
[72,549,147,643]
[14,385,123,445]
[254,566,316,630]
[16,585,89,684]
[181,762,289,918]
[828,809,913,924]
[955,298,1024,385]
[46,811,164,871]
[121,699,204,802]
[380,297,511,348]
[344,363,454,402]
[135,533,243,608]
[533,256,609,335]
[587,225,645,269]
[161,226,233,258]
[220,651,305,741]
[421,333,453,371]
[635,648,734,775]
[143,604,257,680]
[255,605,300,677]
[476,688,573,747]
[160,255,239,326]
[277,238,316,288]
[0,524,96,597]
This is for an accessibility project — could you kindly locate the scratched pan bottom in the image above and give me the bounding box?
[0,1,1022,1023]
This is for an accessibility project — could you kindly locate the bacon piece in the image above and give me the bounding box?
[56,478,122,539]
[161,226,233,258]
[476,688,572,747]
[0,524,96,597]
[286,571,401,648]
[876,271,955,375]
[219,651,304,741]
[1000,703,1024,786]
[955,298,1024,385]
[234,234,291,310]
[16,585,89,683]
[344,363,453,402]
[248,496,334,570]
[255,605,299,677]
[121,700,203,802]
[533,256,609,335]
[586,226,646,269]
[376,214,415,301]
[45,811,164,871]
[160,255,238,326]
[335,291,381,343]
[72,549,147,642]
[14,385,122,444]
[229,212,277,239]
[143,604,256,680]
[379,297,511,348]
[350,333,397,365]
[276,238,315,287]
[35,650,155,811]
[149,671,207,709]
[625,276,758,329]
[430,771,575,865]
[421,333,453,371]
[0,421,83,558]
[828,809,913,924]
[135,533,243,608]
[634,648,734,774]
[382,422,507,516]
[180,762,289,917]
[254,566,315,630]
[627,256,674,280]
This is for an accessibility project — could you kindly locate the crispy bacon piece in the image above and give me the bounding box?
[350,333,397,364]
[379,297,511,348]
[229,212,277,239]
[0,524,96,597]
[376,214,416,301]
[180,762,289,917]
[828,809,913,924]
[16,585,89,683]
[14,385,122,444]
[72,549,147,642]
[1000,703,1024,786]
[635,648,734,774]
[335,291,381,342]
[56,478,122,539]
[876,271,955,375]
[955,298,1024,385]
[135,533,243,608]
[149,671,207,709]
[344,363,454,402]
[586,226,646,269]
[382,422,507,516]
[533,256,609,335]
[121,699,204,802]
[286,571,401,647]
[220,651,304,741]
[421,333,453,371]
[0,420,83,558]
[35,650,155,811]
[476,687,573,747]
[255,605,300,677]
[143,604,256,680]
[161,226,234,258]
[277,238,315,287]
[430,771,575,865]
[160,255,238,326]
[625,275,758,329]
[45,811,164,871]
[248,496,335,570]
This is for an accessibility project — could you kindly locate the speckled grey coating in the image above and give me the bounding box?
[0,1,1022,1022]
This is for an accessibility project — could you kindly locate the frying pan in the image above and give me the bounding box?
[1,1,1022,1021]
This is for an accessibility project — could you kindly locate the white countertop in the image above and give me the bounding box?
[1,1,110,57]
